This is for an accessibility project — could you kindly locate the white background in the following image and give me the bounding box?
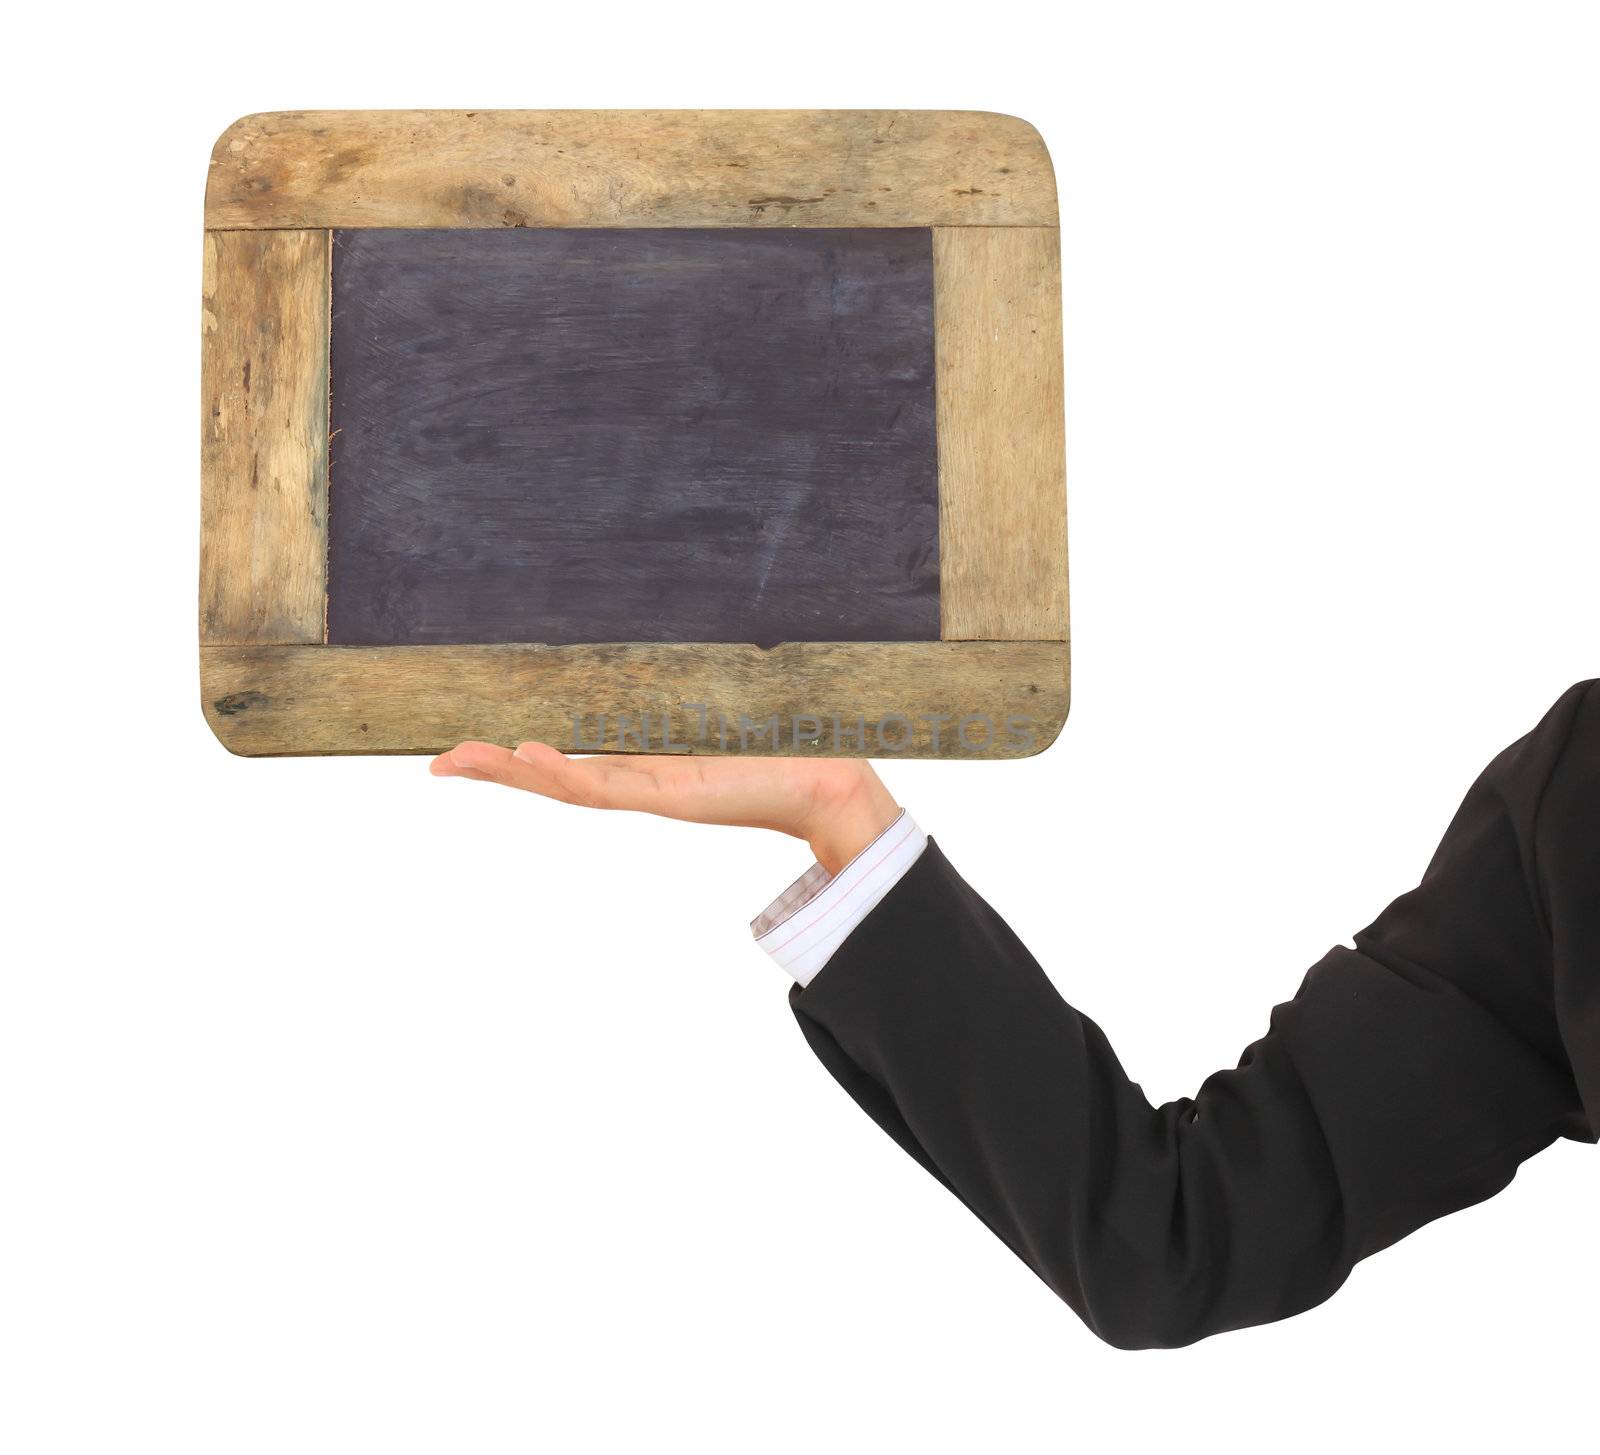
[5,3,1596,1450]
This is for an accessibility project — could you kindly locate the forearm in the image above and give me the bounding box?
[789,841,1355,1347]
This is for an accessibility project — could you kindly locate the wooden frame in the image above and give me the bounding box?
[201,110,1068,758]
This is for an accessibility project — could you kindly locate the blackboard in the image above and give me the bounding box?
[326,227,941,648]
[200,111,1069,760]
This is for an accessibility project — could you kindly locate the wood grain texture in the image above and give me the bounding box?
[206,110,1057,231]
[200,229,329,644]
[200,641,1069,759]
[934,227,1068,640]
[326,228,939,648]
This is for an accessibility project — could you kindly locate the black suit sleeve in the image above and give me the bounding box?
[790,681,1598,1348]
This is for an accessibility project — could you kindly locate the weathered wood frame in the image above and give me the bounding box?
[201,110,1068,758]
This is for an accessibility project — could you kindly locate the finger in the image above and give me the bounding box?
[431,741,560,795]
[442,741,523,777]
[562,752,690,772]
[429,749,501,782]
[515,745,804,829]
[436,740,642,811]
[530,745,711,791]
[512,742,674,812]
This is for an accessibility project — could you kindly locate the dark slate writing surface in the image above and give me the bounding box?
[326,228,940,647]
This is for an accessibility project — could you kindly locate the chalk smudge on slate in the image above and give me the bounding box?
[326,227,939,648]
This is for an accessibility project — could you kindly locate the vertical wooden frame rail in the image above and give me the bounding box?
[200,228,329,646]
[200,111,1069,758]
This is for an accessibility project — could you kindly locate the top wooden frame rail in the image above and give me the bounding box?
[205,110,1058,230]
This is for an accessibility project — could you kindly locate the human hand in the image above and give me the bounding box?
[431,742,901,875]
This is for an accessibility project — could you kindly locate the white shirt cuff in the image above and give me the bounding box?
[749,811,928,986]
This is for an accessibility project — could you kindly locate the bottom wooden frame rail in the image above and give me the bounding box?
[200,641,1070,759]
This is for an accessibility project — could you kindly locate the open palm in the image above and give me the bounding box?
[432,741,900,874]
